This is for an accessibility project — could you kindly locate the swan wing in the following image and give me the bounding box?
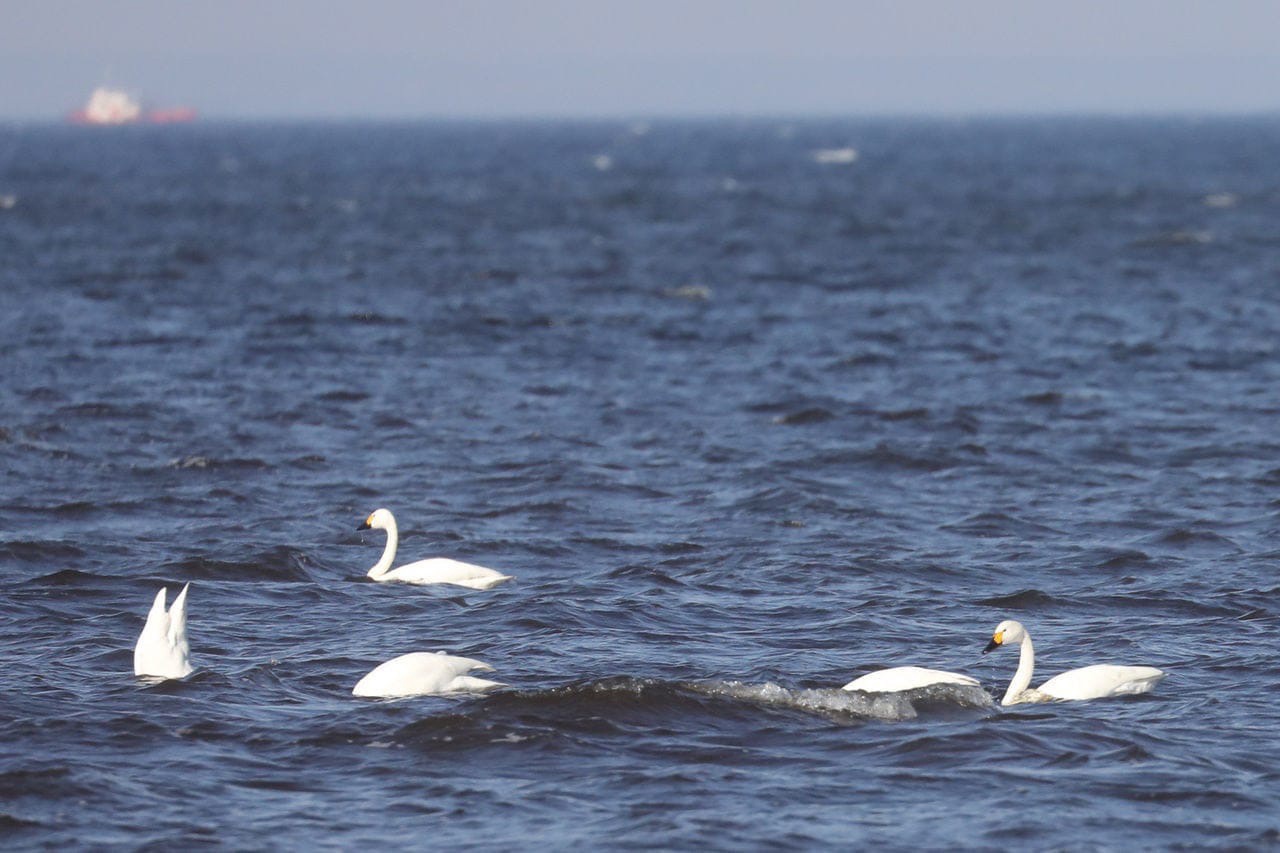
[145,586,170,637]
[842,666,979,693]
[133,587,171,676]
[165,583,194,676]
[1038,664,1165,701]
[386,558,514,589]
[167,583,190,648]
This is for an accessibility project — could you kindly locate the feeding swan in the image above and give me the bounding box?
[984,619,1165,705]
[352,651,505,698]
[133,584,193,680]
[358,508,513,589]
[841,665,979,693]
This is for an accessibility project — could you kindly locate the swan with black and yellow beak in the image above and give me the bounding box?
[358,508,513,590]
[984,619,1165,705]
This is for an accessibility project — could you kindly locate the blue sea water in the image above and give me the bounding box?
[1,117,1279,848]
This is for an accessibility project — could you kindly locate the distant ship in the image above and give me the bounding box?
[69,87,196,125]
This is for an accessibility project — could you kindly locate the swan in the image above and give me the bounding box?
[358,508,513,590]
[984,619,1165,705]
[842,665,979,693]
[352,651,505,698]
[133,584,193,680]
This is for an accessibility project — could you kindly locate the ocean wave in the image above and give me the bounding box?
[940,512,1063,538]
[370,677,996,752]
[167,455,270,471]
[0,766,88,801]
[1144,528,1241,555]
[1083,547,1155,571]
[688,679,993,721]
[156,546,318,583]
[22,568,107,586]
[974,589,1060,608]
[772,407,836,426]
[0,539,88,563]
[54,402,152,420]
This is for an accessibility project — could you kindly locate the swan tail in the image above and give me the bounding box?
[1114,668,1166,695]
[139,586,172,646]
[449,676,505,693]
[167,583,191,650]
[166,581,190,666]
[441,654,494,673]
[134,588,163,676]
[147,586,168,623]
[134,585,193,679]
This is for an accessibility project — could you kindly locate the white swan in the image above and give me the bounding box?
[352,651,505,698]
[984,619,1165,705]
[133,584,193,680]
[358,508,513,590]
[842,665,979,693]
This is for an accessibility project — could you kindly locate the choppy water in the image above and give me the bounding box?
[2,117,1279,848]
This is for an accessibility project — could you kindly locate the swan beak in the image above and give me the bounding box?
[983,630,1004,654]
[357,517,371,531]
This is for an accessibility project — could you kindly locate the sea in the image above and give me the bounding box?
[1,116,1278,849]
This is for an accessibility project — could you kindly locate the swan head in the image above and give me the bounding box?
[358,508,395,532]
[984,619,1027,653]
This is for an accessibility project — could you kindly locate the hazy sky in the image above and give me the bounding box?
[4,0,1279,119]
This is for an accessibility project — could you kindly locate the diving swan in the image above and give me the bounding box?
[841,665,979,693]
[353,651,505,698]
[133,584,193,680]
[358,508,513,590]
[984,619,1165,705]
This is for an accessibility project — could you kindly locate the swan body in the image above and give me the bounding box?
[133,584,193,680]
[358,508,513,590]
[984,619,1165,706]
[353,651,505,698]
[842,665,979,693]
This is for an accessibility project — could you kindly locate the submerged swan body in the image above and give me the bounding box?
[984,619,1165,706]
[842,665,979,693]
[353,652,505,698]
[358,508,513,590]
[133,584,193,680]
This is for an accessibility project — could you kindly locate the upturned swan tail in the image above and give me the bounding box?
[133,584,194,680]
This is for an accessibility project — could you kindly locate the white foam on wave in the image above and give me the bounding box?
[689,679,994,722]
[811,147,858,165]
[1202,192,1238,208]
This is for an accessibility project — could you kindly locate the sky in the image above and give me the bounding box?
[3,0,1279,119]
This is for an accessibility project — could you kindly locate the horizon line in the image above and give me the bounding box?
[4,107,1280,125]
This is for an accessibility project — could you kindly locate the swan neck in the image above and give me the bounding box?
[368,519,398,578]
[1003,632,1036,705]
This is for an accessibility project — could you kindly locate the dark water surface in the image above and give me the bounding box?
[2,118,1279,848]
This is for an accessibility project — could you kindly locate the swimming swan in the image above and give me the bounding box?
[352,651,506,698]
[842,665,979,693]
[358,508,513,590]
[133,584,193,680]
[984,619,1165,705]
